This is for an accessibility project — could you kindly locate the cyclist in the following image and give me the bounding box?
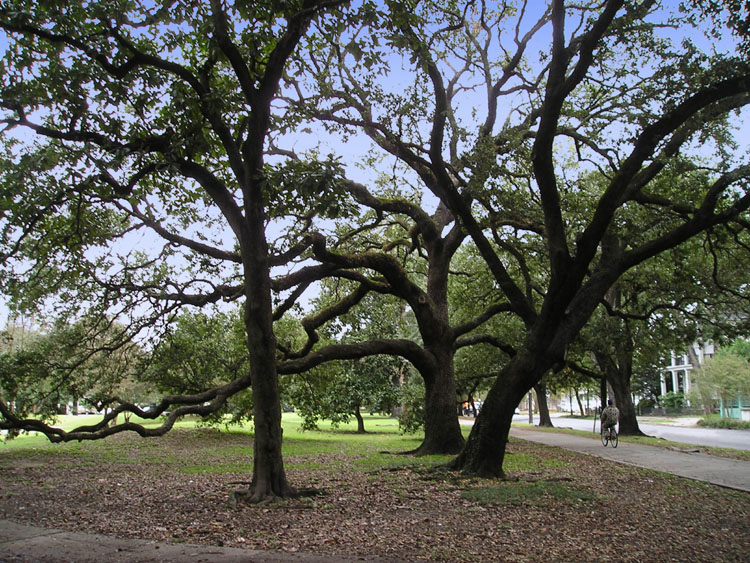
[600,399,619,439]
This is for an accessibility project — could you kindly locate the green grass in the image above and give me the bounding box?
[0,412,546,478]
[6,412,749,464]
[502,451,569,471]
[461,480,599,506]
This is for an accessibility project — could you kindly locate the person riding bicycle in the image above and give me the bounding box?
[600,399,619,437]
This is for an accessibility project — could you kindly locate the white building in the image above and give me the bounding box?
[661,341,715,396]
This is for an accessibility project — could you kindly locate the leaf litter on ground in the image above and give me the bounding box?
[1,426,748,561]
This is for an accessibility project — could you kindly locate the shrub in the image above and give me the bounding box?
[697,415,750,430]
[660,391,685,409]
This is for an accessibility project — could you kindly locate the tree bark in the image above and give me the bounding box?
[535,382,553,427]
[574,387,585,416]
[413,348,464,455]
[594,340,644,436]
[608,371,643,436]
[235,196,294,503]
[450,351,549,476]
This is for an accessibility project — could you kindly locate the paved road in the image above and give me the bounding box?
[528,414,750,451]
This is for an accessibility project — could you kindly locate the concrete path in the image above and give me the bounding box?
[0,519,396,563]
[528,413,750,450]
[510,426,750,492]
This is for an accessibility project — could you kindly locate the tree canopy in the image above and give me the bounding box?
[282,0,750,476]
[0,0,348,502]
[2,0,750,485]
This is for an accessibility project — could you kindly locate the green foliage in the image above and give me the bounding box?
[396,374,425,433]
[145,307,252,426]
[697,415,750,430]
[448,245,520,403]
[266,156,357,221]
[724,338,750,360]
[685,0,750,58]
[285,288,406,432]
[0,318,147,427]
[661,392,686,409]
[286,356,399,432]
[692,341,750,414]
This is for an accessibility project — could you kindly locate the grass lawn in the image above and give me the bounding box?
[1,413,748,561]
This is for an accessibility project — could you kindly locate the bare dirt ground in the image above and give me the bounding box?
[1,428,748,562]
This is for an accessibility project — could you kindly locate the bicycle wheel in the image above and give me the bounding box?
[610,429,618,448]
[601,429,609,446]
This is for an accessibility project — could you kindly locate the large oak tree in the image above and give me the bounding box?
[292,0,750,476]
[0,0,342,502]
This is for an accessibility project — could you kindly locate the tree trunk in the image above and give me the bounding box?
[535,382,553,427]
[354,403,366,433]
[234,200,294,504]
[609,370,643,436]
[239,295,293,502]
[594,342,644,436]
[413,348,464,455]
[451,352,549,477]
[574,387,585,416]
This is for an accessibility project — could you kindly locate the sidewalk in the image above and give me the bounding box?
[0,519,397,563]
[510,426,750,492]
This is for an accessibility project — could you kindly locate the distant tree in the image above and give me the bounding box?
[0,318,146,425]
[289,355,399,433]
[145,308,252,426]
[693,339,750,416]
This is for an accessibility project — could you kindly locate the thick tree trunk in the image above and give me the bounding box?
[413,348,464,455]
[238,297,294,502]
[451,352,549,477]
[234,199,294,504]
[609,371,643,436]
[407,225,465,456]
[535,382,553,427]
[594,347,644,436]
[449,382,525,477]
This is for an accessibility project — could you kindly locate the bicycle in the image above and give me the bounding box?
[600,426,618,448]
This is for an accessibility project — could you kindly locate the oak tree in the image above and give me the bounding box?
[0,0,342,502]
[294,0,750,476]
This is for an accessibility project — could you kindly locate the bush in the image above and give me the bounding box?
[397,376,425,433]
[660,391,685,409]
[697,415,750,430]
